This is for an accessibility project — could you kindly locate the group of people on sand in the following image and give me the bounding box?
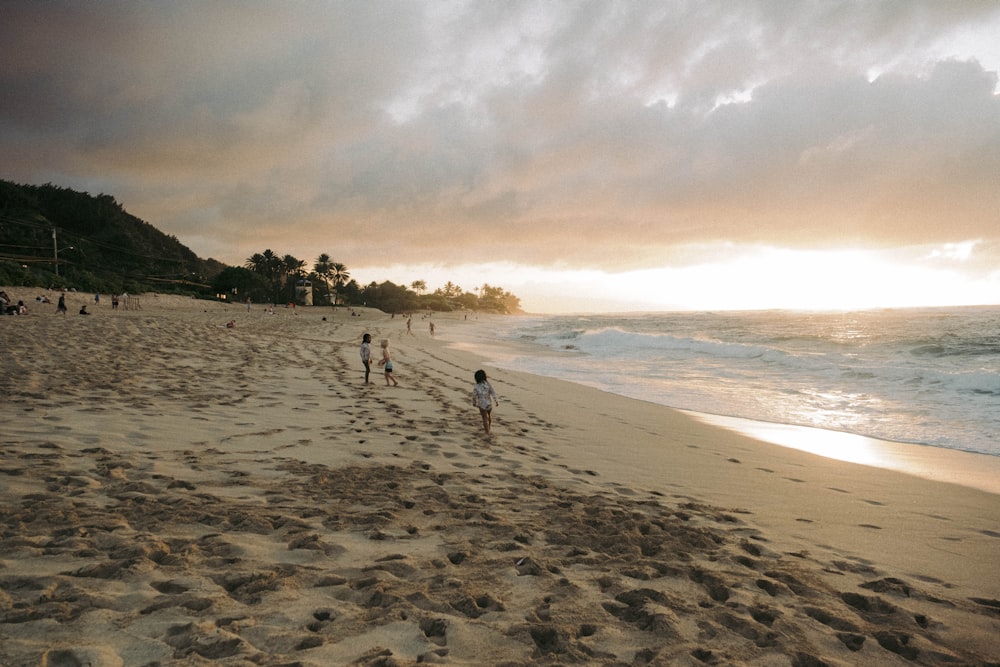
[1,290,129,315]
[51,293,90,315]
[359,334,399,387]
[42,292,123,314]
[360,332,500,434]
[0,291,72,316]
[402,314,436,337]
[1,291,29,315]
[1,291,96,316]
[2,291,102,316]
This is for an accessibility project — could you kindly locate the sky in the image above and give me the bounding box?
[2,1,999,313]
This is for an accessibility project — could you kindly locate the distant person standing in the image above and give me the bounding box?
[56,293,67,315]
[471,369,499,434]
[94,293,100,305]
[378,339,399,387]
[111,294,119,310]
[429,321,435,336]
[360,333,373,384]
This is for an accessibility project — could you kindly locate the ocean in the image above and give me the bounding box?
[440,306,1000,459]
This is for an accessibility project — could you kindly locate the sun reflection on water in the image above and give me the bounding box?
[688,413,891,467]
[687,410,1000,495]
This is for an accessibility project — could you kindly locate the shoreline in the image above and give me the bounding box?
[2,291,998,665]
[437,313,1000,497]
[686,411,1000,497]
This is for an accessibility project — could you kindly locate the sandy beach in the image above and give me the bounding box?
[2,289,998,666]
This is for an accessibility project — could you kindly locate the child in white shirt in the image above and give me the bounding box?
[471,369,499,434]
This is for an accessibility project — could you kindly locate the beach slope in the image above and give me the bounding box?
[1,291,998,666]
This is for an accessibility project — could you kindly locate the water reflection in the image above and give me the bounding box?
[691,413,890,466]
[686,411,1000,495]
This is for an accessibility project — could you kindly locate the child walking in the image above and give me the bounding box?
[360,333,373,384]
[378,339,399,386]
[471,369,499,434]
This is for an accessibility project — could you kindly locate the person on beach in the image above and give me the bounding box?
[360,333,373,384]
[472,369,500,434]
[111,294,119,310]
[5,299,27,315]
[56,293,67,314]
[378,339,399,387]
[79,305,89,315]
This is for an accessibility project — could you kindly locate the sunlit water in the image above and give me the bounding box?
[440,306,1000,458]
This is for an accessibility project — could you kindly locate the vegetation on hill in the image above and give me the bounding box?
[0,181,224,294]
[0,180,521,313]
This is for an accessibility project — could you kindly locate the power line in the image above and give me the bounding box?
[1,213,191,265]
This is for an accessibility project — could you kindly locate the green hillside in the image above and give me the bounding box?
[0,181,224,294]
[0,180,522,312]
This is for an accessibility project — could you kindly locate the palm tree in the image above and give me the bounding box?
[282,254,304,277]
[263,250,282,283]
[331,263,350,290]
[246,250,283,300]
[283,254,305,301]
[314,253,333,305]
[411,280,427,294]
[244,252,267,273]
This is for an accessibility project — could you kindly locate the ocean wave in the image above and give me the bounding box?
[909,341,1000,358]
[543,326,779,360]
[489,308,1000,456]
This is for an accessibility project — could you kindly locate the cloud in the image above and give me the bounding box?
[2,1,999,291]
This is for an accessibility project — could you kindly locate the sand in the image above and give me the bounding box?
[1,289,998,666]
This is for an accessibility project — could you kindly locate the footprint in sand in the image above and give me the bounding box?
[42,647,124,666]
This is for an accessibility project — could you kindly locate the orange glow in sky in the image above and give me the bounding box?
[2,3,999,313]
[366,242,1000,313]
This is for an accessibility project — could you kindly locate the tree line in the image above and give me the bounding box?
[0,182,522,313]
[211,249,522,314]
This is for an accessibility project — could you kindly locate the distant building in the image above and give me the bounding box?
[295,279,313,306]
